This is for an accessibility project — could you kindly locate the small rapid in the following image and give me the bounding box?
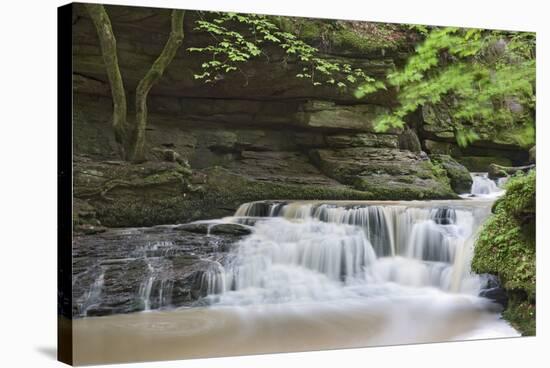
[203,199,498,307]
[467,172,505,197]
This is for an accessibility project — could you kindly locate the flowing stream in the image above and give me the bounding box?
[73,174,518,365]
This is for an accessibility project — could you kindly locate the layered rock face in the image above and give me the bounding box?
[72,224,249,316]
[421,104,529,170]
[71,4,527,228]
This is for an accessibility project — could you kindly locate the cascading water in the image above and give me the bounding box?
[203,199,496,306]
[469,172,504,196]
[74,198,519,364]
[81,272,105,316]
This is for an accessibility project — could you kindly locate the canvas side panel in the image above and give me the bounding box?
[58,3,74,366]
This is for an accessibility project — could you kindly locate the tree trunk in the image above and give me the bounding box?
[85,4,129,159]
[130,10,185,162]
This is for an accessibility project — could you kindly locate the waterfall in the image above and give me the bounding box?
[204,218,377,305]
[77,198,496,314]
[470,173,504,196]
[82,272,105,316]
[201,261,227,295]
[139,262,155,311]
[202,200,492,306]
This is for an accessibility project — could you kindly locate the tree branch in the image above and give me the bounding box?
[131,10,185,162]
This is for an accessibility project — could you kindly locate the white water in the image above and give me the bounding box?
[74,198,519,364]
[197,200,516,343]
[81,272,105,316]
[139,262,155,311]
[468,172,505,197]
[206,200,495,306]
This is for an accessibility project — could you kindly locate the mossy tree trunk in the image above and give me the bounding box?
[85,5,185,162]
[85,4,129,159]
[132,10,185,162]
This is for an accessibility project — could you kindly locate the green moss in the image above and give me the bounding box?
[496,171,536,219]
[473,206,536,296]
[472,170,536,335]
[502,294,536,336]
[352,171,457,200]
[495,124,535,149]
[430,162,451,186]
[430,154,472,194]
[331,27,400,52]
[275,17,407,53]
[354,183,453,200]
[457,156,513,172]
[204,166,375,203]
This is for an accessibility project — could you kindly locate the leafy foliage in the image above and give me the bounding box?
[502,295,536,336]
[188,12,385,93]
[359,27,535,146]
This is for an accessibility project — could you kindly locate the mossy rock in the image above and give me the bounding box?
[73,156,197,227]
[275,17,411,56]
[309,147,457,200]
[201,166,376,211]
[502,293,536,336]
[472,171,536,335]
[456,156,513,172]
[430,154,472,194]
[424,140,461,156]
[398,128,422,153]
[296,100,395,132]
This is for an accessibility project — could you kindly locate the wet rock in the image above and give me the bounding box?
[72,226,240,317]
[75,224,107,235]
[85,307,115,317]
[176,222,252,236]
[477,274,508,308]
[480,288,509,308]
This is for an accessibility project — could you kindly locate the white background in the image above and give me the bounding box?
[0,0,547,366]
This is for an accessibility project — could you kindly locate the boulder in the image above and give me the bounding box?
[73,155,196,227]
[309,147,456,199]
[423,140,461,156]
[480,287,509,309]
[398,128,422,153]
[176,222,252,236]
[430,154,473,194]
